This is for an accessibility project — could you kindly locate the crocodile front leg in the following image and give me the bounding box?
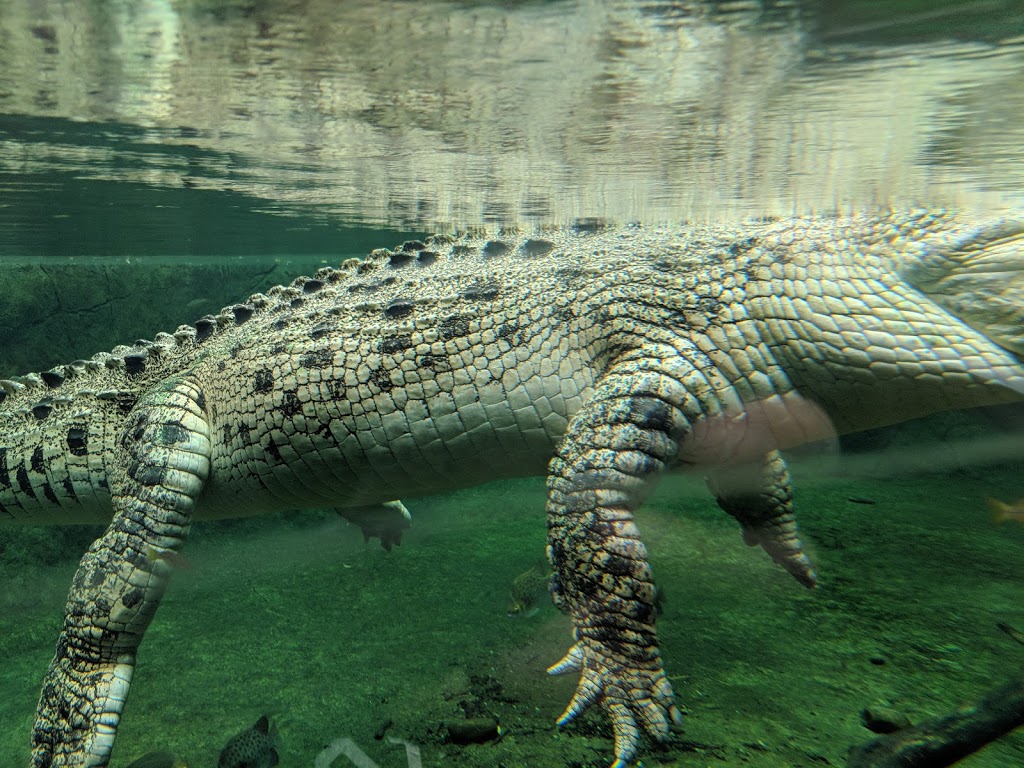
[31,379,211,768]
[706,449,817,588]
[545,345,704,767]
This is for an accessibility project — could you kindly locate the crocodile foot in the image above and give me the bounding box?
[336,500,411,551]
[548,637,682,767]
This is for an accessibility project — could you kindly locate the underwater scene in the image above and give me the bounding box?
[1,1,1024,767]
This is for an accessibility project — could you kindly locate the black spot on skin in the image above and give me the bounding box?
[462,281,500,301]
[440,314,470,341]
[629,399,674,432]
[496,320,519,342]
[303,279,324,294]
[123,354,147,376]
[31,403,52,420]
[254,369,274,393]
[385,301,415,319]
[290,297,305,309]
[309,324,331,341]
[230,344,242,359]
[40,369,65,388]
[417,250,438,266]
[67,427,88,456]
[379,335,412,354]
[217,361,226,372]
[232,304,254,324]
[271,343,286,355]
[129,460,165,487]
[265,440,283,464]
[42,482,58,504]
[482,240,510,258]
[158,423,190,445]
[417,354,452,373]
[521,239,554,257]
[237,423,251,445]
[0,448,9,488]
[16,466,36,499]
[61,476,77,501]
[301,350,333,369]
[122,588,144,609]
[196,391,206,411]
[115,393,138,416]
[281,391,302,418]
[369,367,394,392]
[194,318,216,341]
[31,446,44,474]
[222,423,232,444]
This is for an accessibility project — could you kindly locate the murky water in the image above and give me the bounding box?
[0,0,1022,256]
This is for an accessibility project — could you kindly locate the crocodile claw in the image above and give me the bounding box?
[548,638,682,767]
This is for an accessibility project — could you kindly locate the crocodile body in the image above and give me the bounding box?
[4,211,1024,767]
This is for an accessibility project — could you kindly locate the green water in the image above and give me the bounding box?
[1,0,1023,767]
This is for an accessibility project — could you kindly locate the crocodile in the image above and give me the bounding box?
[4,210,1023,768]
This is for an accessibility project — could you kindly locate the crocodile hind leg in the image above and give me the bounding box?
[705,449,818,588]
[545,345,714,767]
[31,379,210,768]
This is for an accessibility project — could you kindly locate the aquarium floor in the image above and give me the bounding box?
[1,458,1023,768]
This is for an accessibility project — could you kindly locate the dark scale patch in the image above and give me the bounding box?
[440,314,470,341]
[61,476,77,501]
[729,236,758,256]
[128,460,165,487]
[196,391,206,411]
[300,350,333,369]
[273,319,290,332]
[217,361,226,372]
[281,391,302,418]
[381,276,397,286]
[417,250,438,266]
[417,354,452,373]
[194,318,216,341]
[462,281,500,301]
[389,250,414,267]
[303,279,324,294]
[232,304,254,324]
[42,483,58,504]
[230,344,242,359]
[254,369,274,393]
[41,369,65,388]
[401,240,426,252]
[309,324,331,341]
[496,320,520,342]
[482,240,510,258]
[0,447,9,488]
[237,422,251,445]
[222,423,232,445]
[695,296,722,314]
[271,343,286,355]
[379,335,412,355]
[116,393,138,416]
[30,445,44,474]
[555,266,584,282]
[122,588,144,609]
[157,423,190,445]
[369,366,394,392]
[123,354,147,376]
[290,297,305,309]
[265,440,283,464]
[67,427,88,456]
[31,403,52,420]
[384,300,415,319]
[521,238,554,258]
[16,466,36,499]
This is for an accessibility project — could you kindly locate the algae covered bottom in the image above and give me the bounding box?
[2,211,1023,767]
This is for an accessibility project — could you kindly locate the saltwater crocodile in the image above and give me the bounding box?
[4,210,1024,768]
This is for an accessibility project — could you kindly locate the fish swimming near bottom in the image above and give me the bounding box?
[987,497,1024,525]
[218,715,281,768]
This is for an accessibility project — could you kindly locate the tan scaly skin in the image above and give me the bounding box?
[1,210,1021,767]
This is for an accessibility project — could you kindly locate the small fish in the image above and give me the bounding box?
[125,752,189,768]
[987,497,1024,525]
[507,562,551,617]
[218,715,281,768]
